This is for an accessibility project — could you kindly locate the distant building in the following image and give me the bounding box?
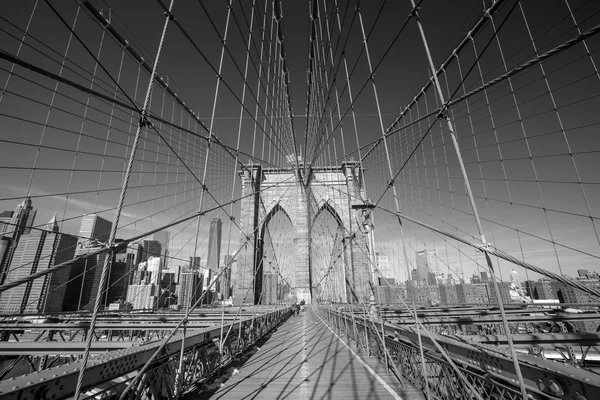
[554,279,600,332]
[376,253,392,279]
[161,265,180,290]
[407,283,440,306]
[378,277,396,286]
[487,282,512,305]
[0,210,13,233]
[141,240,162,265]
[63,248,128,311]
[456,283,489,304]
[152,230,170,269]
[221,255,234,299]
[178,269,204,311]
[410,268,420,283]
[189,256,201,271]
[555,279,600,307]
[427,272,437,285]
[0,215,77,313]
[480,271,489,283]
[376,284,407,305]
[0,197,37,285]
[122,242,143,284]
[415,249,438,285]
[439,284,459,305]
[78,214,111,244]
[126,284,158,309]
[525,280,557,300]
[578,269,590,278]
[206,218,222,289]
[62,216,129,311]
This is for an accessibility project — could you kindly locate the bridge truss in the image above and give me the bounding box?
[0,0,600,399]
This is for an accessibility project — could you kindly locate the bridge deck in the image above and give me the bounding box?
[209,307,424,400]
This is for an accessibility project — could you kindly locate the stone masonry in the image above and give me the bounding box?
[234,161,372,305]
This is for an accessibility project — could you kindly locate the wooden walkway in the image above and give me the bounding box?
[209,307,425,400]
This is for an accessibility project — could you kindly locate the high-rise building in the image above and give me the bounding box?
[0,211,13,233]
[480,271,489,283]
[375,253,393,280]
[126,284,158,309]
[63,249,128,311]
[118,242,143,284]
[178,269,203,311]
[0,215,77,313]
[141,240,162,265]
[206,218,222,289]
[439,284,459,305]
[376,284,407,304]
[510,269,520,288]
[410,268,420,283]
[487,282,513,305]
[62,215,116,311]
[152,230,170,269]
[221,255,234,299]
[456,283,489,304]
[526,279,557,300]
[407,284,440,306]
[0,197,37,285]
[415,249,437,285]
[189,256,201,270]
[0,197,36,236]
[78,214,112,244]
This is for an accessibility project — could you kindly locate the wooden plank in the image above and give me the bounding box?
[210,308,425,399]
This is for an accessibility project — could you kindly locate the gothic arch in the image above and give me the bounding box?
[312,201,344,231]
[260,202,294,242]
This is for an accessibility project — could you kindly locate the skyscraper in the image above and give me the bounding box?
[178,269,203,311]
[0,215,77,313]
[206,218,222,289]
[189,256,201,270]
[62,215,115,311]
[0,210,13,233]
[222,255,234,299]
[141,240,162,265]
[0,197,37,285]
[153,230,170,269]
[415,249,438,285]
[78,214,112,244]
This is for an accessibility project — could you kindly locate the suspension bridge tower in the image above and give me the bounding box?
[235,158,373,305]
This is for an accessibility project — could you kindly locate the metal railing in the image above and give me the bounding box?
[318,305,600,400]
[0,307,293,399]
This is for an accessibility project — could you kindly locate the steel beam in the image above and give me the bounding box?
[0,342,137,355]
[0,308,291,399]
[389,313,600,325]
[338,309,600,399]
[468,332,600,348]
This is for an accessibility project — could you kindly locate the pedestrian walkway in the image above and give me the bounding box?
[210,306,425,399]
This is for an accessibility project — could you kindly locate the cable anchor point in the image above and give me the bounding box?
[139,111,154,129]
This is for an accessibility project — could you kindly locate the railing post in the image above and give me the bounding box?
[174,322,187,398]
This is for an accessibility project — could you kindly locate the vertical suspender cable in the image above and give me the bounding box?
[179,1,234,394]
[407,0,528,398]
[73,1,177,398]
[356,6,431,398]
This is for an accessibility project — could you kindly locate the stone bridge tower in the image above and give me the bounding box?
[235,160,372,305]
